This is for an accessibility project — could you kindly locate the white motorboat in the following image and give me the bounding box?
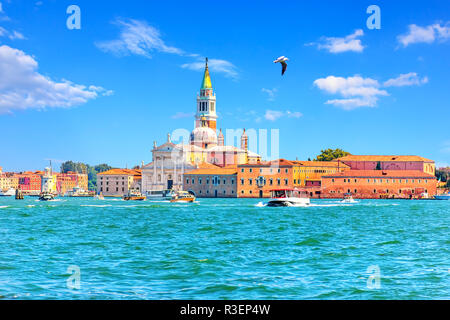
[341,193,358,203]
[0,188,15,197]
[435,192,450,200]
[267,188,310,207]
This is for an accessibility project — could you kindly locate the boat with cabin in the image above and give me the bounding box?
[65,186,95,197]
[146,189,175,200]
[170,191,196,203]
[267,188,310,207]
[123,189,146,201]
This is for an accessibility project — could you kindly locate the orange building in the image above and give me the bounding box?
[321,170,437,199]
[16,171,42,195]
[56,172,89,195]
[237,159,295,198]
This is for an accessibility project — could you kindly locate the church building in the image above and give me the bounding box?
[141,59,261,193]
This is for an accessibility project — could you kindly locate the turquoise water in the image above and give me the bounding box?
[0,197,448,300]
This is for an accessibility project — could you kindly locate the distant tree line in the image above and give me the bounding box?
[60,161,113,190]
[314,148,351,162]
[436,168,450,188]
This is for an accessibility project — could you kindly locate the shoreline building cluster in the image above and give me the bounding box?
[0,166,88,196]
[89,59,439,199]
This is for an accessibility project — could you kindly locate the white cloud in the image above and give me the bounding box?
[383,72,428,87]
[264,109,302,121]
[0,45,110,114]
[181,58,238,79]
[261,88,277,101]
[0,26,25,40]
[398,22,450,47]
[314,75,388,110]
[308,29,365,53]
[96,19,184,58]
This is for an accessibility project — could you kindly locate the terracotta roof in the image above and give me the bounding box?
[336,155,434,162]
[293,160,350,168]
[98,169,142,176]
[323,170,436,179]
[184,167,238,175]
[238,158,294,167]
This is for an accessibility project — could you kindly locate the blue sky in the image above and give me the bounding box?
[0,0,449,171]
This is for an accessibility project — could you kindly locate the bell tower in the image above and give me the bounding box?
[196,58,217,130]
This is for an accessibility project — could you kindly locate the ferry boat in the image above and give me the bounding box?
[146,189,175,200]
[435,192,450,200]
[0,188,15,197]
[123,189,146,201]
[170,191,195,203]
[267,188,310,207]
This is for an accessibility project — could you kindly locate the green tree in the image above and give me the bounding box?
[314,148,351,162]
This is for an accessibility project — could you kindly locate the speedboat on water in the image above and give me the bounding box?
[267,188,310,207]
[341,193,358,203]
[435,192,450,200]
[0,188,15,197]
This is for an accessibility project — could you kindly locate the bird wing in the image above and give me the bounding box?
[281,61,287,75]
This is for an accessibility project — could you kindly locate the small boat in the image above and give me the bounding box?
[146,189,175,200]
[170,191,195,203]
[39,192,55,201]
[435,192,450,200]
[0,188,15,197]
[123,189,146,201]
[341,193,358,203]
[267,188,310,207]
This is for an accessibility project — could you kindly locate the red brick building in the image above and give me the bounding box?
[321,170,437,199]
[335,155,435,175]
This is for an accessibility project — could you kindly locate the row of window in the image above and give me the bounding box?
[100,181,128,186]
[332,178,429,184]
[239,168,337,174]
[240,178,289,186]
[99,187,125,192]
[197,189,234,195]
[186,177,235,185]
[330,189,428,194]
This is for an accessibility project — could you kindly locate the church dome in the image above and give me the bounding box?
[190,126,218,148]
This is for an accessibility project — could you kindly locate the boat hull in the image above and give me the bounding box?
[123,196,146,201]
[434,195,450,200]
[267,197,310,207]
[170,197,195,203]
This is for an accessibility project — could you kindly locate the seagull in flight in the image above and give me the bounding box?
[274,56,289,75]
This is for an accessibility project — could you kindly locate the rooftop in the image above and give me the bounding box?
[293,160,350,168]
[98,169,142,176]
[336,155,434,162]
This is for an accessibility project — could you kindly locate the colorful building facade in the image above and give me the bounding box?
[321,170,437,199]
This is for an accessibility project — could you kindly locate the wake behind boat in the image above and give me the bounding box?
[267,188,310,207]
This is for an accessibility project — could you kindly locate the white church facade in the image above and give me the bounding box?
[141,59,261,193]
